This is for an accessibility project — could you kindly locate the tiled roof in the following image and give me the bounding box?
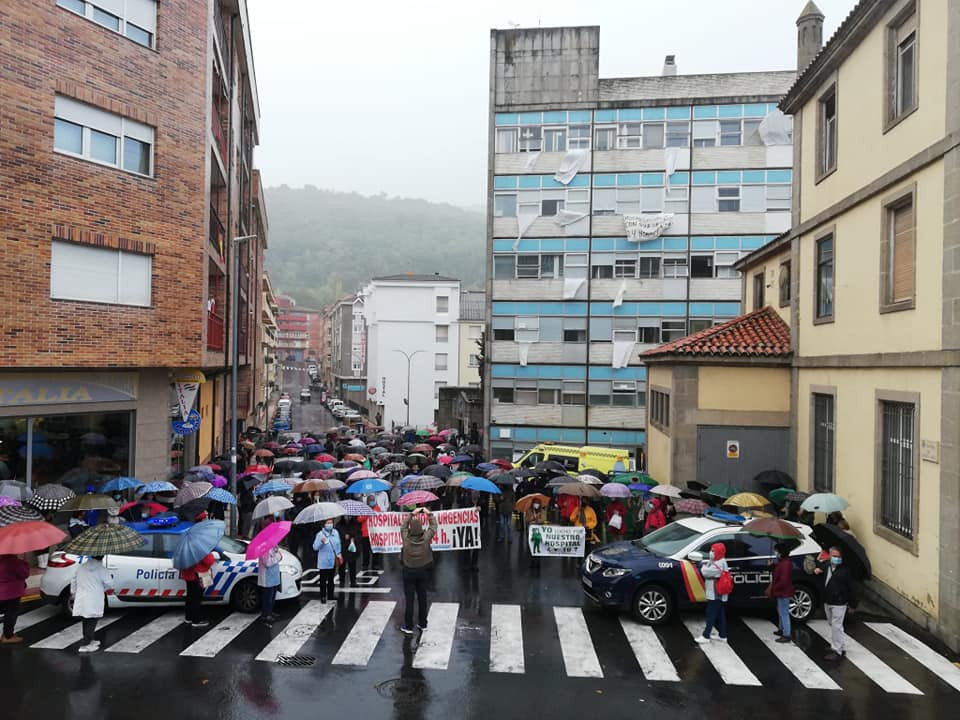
[642,307,791,360]
[599,71,795,102]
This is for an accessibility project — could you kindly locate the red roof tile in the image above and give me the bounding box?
[641,307,791,360]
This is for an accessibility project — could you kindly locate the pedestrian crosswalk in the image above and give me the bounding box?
[9,600,959,696]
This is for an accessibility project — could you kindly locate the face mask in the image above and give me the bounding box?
[325,523,334,530]
[708,551,715,560]
[367,499,376,507]
[830,556,842,565]
[532,503,540,510]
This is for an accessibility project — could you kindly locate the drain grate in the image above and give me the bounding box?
[375,677,429,703]
[276,655,316,667]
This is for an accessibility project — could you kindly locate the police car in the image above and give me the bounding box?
[580,513,822,625]
[40,519,303,613]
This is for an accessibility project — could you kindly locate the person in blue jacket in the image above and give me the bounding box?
[312,520,342,603]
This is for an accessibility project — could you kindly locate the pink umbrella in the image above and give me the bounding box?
[397,490,438,505]
[245,520,291,560]
[210,474,228,488]
[348,469,378,480]
[438,456,453,465]
[0,497,21,507]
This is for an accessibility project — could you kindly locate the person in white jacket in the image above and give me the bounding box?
[71,555,114,653]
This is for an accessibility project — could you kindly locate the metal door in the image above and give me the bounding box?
[696,425,788,492]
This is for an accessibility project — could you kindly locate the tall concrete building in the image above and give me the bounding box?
[0,0,269,484]
[485,26,796,463]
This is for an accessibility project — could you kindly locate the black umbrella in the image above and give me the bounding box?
[686,480,709,491]
[272,459,303,473]
[422,464,452,479]
[510,468,537,479]
[754,469,795,489]
[785,491,809,503]
[533,460,567,477]
[176,496,212,520]
[812,523,871,580]
[400,442,414,451]
[299,460,325,473]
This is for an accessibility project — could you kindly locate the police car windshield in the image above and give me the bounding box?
[633,523,701,556]
[217,536,247,555]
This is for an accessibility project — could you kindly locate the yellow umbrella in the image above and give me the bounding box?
[724,492,771,509]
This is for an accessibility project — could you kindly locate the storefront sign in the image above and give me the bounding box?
[527,524,585,557]
[172,409,202,436]
[0,373,137,408]
[369,509,481,554]
[175,382,201,421]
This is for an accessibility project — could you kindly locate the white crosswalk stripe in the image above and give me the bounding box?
[682,617,761,686]
[619,618,680,681]
[865,622,960,692]
[106,612,183,654]
[256,600,333,662]
[742,618,840,690]
[31,615,122,650]
[413,602,459,670]
[332,600,396,666]
[554,606,603,678]
[13,605,60,633]
[180,612,258,658]
[489,604,524,674]
[809,620,923,695]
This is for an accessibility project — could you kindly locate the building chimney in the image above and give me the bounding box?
[796,1,825,73]
[662,55,676,77]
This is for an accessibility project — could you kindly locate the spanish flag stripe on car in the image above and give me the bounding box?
[679,559,707,603]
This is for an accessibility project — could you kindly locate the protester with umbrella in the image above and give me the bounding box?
[399,507,437,635]
[0,551,30,644]
[173,520,224,628]
[312,514,342,603]
[246,522,289,627]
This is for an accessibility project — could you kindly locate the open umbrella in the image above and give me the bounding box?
[743,517,803,540]
[294,502,345,525]
[600,483,631,499]
[576,474,603,486]
[313,454,336,463]
[100,477,142,493]
[492,473,515,487]
[254,449,275,458]
[176,496,212,520]
[412,444,434,454]
[245,464,272,474]
[398,490,439,505]
[337,500,375,517]
[753,469,795,490]
[346,469,378,480]
[0,520,66,554]
[253,496,294,520]
[378,462,407,476]
[476,462,497,473]
[556,483,600,499]
[491,459,513,470]
[63,524,146,556]
[0,506,42,526]
[174,482,212,508]
[119,500,167,518]
[59,494,119,512]
[767,487,795,508]
[702,484,740,500]
[138,481,177,494]
[245,521,292,560]
[514,493,550,513]
[323,479,347,491]
[534,460,567,477]
[647,484,681,499]
[172,520,224,570]
[403,476,445,491]
[0,497,21,508]
[460,477,502,494]
[344,453,367,463]
[784,491,810,503]
[292,479,329,494]
[800,493,849,514]
[209,474,228,489]
[405,453,428,466]
[673,498,709,515]
[724,492,771,509]
[334,460,359,469]
[0,481,32,502]
[347,479,391,495]
[254,481,292,497]
[422,464,452,479]
[207,488,238,505]
[812,523,871,579]
[28,484,76,511]
[445,475,467,487]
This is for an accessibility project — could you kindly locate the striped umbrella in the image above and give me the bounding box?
[28,484,76,511]
[337,500,375,517]
[62,524,146,556]
[402,476,444,491]
[397,490,438,505]
[0,505,42,526]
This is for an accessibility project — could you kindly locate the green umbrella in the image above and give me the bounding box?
[768,487,794,508]
[703,483,740,500]
[415,429,430,436]
[611,472,657,485]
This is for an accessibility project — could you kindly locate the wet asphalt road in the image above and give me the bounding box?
[1,366,957,719]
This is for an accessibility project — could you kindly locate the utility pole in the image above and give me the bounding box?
[230,234,257,536]
[392,349,427,427]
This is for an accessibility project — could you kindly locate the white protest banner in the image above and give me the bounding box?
[528,524,585,557]
[368,508,481,554]
[175,382,200,421]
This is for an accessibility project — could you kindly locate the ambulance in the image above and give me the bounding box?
[513,444,632,475]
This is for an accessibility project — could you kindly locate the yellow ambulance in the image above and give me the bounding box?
[513,444,631,475]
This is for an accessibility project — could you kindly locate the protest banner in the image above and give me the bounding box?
[368,508,481,554]
[527,524,586,557]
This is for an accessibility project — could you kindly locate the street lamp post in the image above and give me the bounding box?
[392,349,427,427]
[230,234,257,536]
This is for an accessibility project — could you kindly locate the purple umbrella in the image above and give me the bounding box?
[210,474,228,488]
[0,496,21,508]
[601,483,631,498]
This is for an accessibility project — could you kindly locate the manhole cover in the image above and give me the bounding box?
[276,655,316,667]
[375,677,428,703]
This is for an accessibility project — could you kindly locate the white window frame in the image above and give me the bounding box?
[616,122,643,149]
[642,122,665,149]
[614,257,637,279]
[434,353,449,371]
[515,316,539,343]
[50,239,152,307]
[594,125,616,151]
[543,126,567,153]
[435,325,449,343]
[714,252,740,279]
[494,193,517,218]
[54,95,154,177]
[567,125,591,150]
[495,128,518,154]
[515,254,540,279]
[517,126,542,152]
[57,0,157,49]
[717,185,741,212]
[662,256,688,278]
[436,296,449,313]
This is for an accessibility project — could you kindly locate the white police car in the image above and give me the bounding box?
[41,518,302,613]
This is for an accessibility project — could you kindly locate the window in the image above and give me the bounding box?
[434,381,446,399]
[638,256,660,279]
[720,120,742,146]
[468,354,481,368]
[715,252,740,279]
[493,327,514,341]
[518,126,542,152]
[664,187,689,215]
[515,381,538,405]
[693,120,717,147]
[595,126,616,151]
[661,320,686,342]
[541,199,564,217]
[54,96,154,176]
[650,390,670,428]
[563,317,587,342]
[879,400,915,539]
[691,255,714,279]
[637,326,659,344]
[561,381,585,406]
[493,255,515,279]
[493,387,514,403]
[614,258,636,279]
[887,6,918,125]
[817,87,838,177]
[568,125,591,150]
[642,123,665,149]
[537,388,559,404]
[50,240,152,306]
[743,119,763,146]
[516,255,540,278]
[753,273,765,310]
[812,393,835,493]
[815,234,834,320]
[436,296,449,313]
[779,260,791,307]
[540,254,563,279]
[57,0,157,48]
[688,318,712,333]
[496,128,518,153]
[662,257,688,278]
[515,316,539,343]
[543,127,567,152]
[612,380,637,407]
[617,123,643,149]
[494,194,516,217]
[591,263,613,280]
[882,192,915,309]
[666,122,690,147]
[717,186,740,212]
[434,353,448,371]
[435,325,448,343]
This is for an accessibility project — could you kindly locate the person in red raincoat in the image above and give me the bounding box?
[358,495,381,570]
[643,497,667,535]
[605,500,628,539]
[180,553,215,628]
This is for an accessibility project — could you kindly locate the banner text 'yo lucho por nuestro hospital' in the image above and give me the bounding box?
[368,509,481,554]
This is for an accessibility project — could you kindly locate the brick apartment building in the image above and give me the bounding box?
[0,0,270,487]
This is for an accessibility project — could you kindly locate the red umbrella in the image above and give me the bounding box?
[245,521,291,560]
[282,448,300,455]
[427,436,444,445]
[397,490,438,505]
[208,464,222,472]
[314,454,336,463]
[246,464,271,474]
[492,459,513,470]
[0,520,66,554]
[119,501,167,516]
[673,498,709,515]
[438,456,453,465]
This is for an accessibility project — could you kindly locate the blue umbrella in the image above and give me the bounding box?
[188,466,215,480]
[452,455,473,464]
[172,520,225,570]
[346,479,391,495]
[305,444,324,454]
[254,481,291,497]
[460,477,502,494]
[399,474,422,486]
[628,483,652,493]
[476,462,497,472]
[100,477,143,493]
[139,481,177,494]
[318,462,333,469]
[207,488,237,505]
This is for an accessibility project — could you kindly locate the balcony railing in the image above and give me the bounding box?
[209,208,225,263]
[207,311,225,352]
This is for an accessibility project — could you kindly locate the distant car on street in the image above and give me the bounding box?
[299,388,311,403]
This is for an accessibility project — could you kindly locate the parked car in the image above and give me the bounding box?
[580,514,823,625]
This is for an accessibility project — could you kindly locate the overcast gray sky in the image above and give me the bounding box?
[247,0,856,208]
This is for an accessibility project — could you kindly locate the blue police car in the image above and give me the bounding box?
[580,514,823,625]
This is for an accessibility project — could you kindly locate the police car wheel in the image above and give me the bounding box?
[59,588,73,616]
[789,585,815,622]
[231,579,260,613]
[633,584,674,625]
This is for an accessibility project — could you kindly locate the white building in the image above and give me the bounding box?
[362,275,462,428]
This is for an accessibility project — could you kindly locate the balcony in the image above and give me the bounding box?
[209,208,225,263]
[207,311,225,352]
[212,102,228,163]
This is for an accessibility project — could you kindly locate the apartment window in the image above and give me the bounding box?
[591,261,613,280]
[494,193,516,218]
[638,256,660,279]
[612,381,638,407]
[717,186,740,212]
[434,353,448,371]
[496,128,518,153]
[563,324,587,342]
[718,120,741,146]
[664,187,689,215]
[595,126,616,151]
[753,273,765,310]
[882,191,916,310]
[515,316,539,343]
[666,122,690,147]
[812,393,835,493]
[691,255,714,279]
[662,257,688,278]
[57,0,157,49]
[614,258,637,279]
[815,234,834,320]
[562,381,586,406]
[493,387,514,404]
[434,381,446,399]
[817,86,838,178]
[617,123,643,149]
[879,400,915,539]
[643,123,665,149]
[515,381,538,405]
[887,5,918,125]
[468,354,480,368]
[779,260,792,307]
[541,199,564,217]
[689,318,712,333]
[540,254,563,279]
[568,125,591,150]
[436,296,449,313]
[543,127,567,152]
[661,320,686,342]
[516,255,540,279]
[518,126,542,152]
[50,240,152,307]
[637,326,659,344]
[743,119,764,146]
[54,96,154,176]
[435,325,448,343]
[650,390,670,428]
[715,252,740,279]
[493,255,515,279]
[493,327,514,341]
[692,120,717,148]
